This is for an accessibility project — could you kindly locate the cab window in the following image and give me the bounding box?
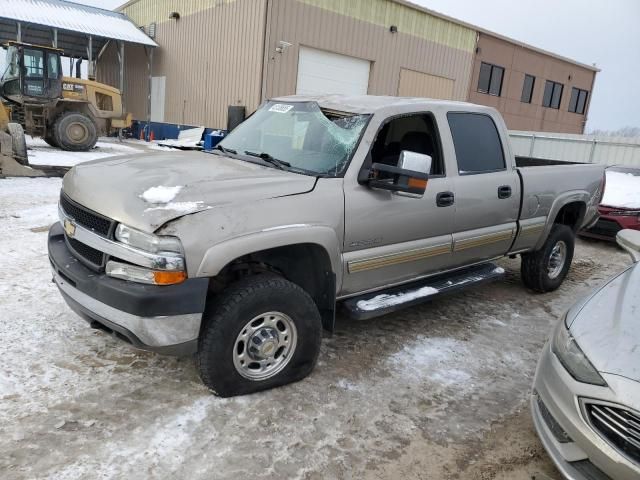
[447,112,505,174]
[369,114,444,176]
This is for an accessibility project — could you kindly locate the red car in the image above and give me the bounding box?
[583,166,640,240]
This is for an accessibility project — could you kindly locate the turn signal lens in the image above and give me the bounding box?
[153,270,187,285]
[106,261,186,285]
[408,177,428,190]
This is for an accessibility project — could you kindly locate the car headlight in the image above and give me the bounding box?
[551,316,607,386]
[115,223,183,255]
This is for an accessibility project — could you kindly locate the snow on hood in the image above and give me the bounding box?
[601,170,640,209]
[61,151,317,232]
[567,263,640,382]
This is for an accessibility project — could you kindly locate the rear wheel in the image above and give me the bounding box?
[521,224,575,292]
[53,112,98,152]
[196,274,322,397]
[7,122,28,165]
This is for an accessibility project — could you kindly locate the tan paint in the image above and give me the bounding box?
[120,0,238,28]
[397,68,455,100]
[467,33,597,134]
[100,0,266,128]
[263,0,473,102]
[296,0,476,51]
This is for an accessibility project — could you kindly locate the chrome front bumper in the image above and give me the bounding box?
[531,342,640,479]
[48,222,208,356]
[53,269,202,352]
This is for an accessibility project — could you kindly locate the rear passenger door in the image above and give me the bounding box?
[447,112,520,265]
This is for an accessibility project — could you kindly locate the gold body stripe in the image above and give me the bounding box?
[348,243,451,273]
[453,229,515,252]
[520,223,545,235]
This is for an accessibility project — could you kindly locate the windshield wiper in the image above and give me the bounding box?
[244,151,291,170]
[214,144,237,154]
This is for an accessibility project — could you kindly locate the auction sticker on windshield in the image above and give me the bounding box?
[269,104,294,113]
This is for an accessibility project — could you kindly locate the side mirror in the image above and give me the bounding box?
[368,151,432,198]
[616,229,640,262]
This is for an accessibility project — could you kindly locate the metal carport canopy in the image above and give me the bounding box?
[0,0,156,59]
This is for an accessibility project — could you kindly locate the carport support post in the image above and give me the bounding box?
[87,35,94,81]
[118,41,125,114]
[146,47,154,142]
[16,22,21,42]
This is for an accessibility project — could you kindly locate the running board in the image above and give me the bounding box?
[342,263,505,320]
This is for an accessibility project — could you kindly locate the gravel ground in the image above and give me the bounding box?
[0,176,631,480]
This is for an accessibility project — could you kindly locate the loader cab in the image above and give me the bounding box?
[1,43,63,103]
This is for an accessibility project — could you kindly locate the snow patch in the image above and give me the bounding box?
[357,286,439,311]
[602,171,640,209]
[493,267,505,274]
[139,185,183,204]
[144,201,207,214]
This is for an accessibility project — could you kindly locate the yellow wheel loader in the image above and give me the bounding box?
[1,41,132,152]
[0,102,68,177]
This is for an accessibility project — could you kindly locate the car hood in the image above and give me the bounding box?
[62,151,317,232]
[567,263,640,382]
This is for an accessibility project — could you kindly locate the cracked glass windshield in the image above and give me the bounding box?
[216,101,370,176]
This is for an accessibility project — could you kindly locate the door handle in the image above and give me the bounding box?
[436,191,455,207]
[498,185,512,199]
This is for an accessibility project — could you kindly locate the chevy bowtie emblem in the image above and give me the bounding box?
[63,218,76,237]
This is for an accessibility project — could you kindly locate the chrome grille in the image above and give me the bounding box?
[60,192,114,271]
[586,402,640,465]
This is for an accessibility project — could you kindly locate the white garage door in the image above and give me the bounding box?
[296,46,370,96]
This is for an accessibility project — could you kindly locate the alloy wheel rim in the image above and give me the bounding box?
[547,240,567,279]
[232,311,297,381]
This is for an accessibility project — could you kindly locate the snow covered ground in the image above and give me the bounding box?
[0,177,632,479]
[25,136,144,167]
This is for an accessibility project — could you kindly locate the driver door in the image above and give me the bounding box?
[341,113,455,296]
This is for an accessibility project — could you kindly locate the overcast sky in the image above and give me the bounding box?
[84,0,638,131]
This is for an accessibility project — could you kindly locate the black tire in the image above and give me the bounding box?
[43,133,59,148]
[7,122,28,165]
[53,112,98,152]
[196,274,322,397]
[521,224,575,293]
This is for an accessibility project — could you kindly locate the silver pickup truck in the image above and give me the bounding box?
[49,95,605,396]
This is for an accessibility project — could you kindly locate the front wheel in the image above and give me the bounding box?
[196,274,322,397]
[53,112,98,151]
[521,224,575,293]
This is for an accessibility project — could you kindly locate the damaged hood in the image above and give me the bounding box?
[567,263,640,382]
[62,151,316,232]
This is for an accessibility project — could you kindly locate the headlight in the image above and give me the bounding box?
[551,316,607,386]
[106,261,186,285]
[115,223,183,255]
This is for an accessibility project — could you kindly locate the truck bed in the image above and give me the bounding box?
[515,156,584,167]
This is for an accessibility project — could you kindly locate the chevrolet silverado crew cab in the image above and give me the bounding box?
[49,95,605,396]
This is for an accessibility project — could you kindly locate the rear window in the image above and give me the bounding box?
[447,113,505,174]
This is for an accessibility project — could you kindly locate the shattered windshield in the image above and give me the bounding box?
[217,101,370,176]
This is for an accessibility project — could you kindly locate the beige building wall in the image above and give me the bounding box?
[99,0,266,128]
[468,33,597,134]
[263,0,476,102]
[398,69,455,100]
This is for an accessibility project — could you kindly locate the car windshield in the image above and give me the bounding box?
[216,101,370,176]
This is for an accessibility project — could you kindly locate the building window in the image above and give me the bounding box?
[542,80,564,109]
[568,87,589,114]
[521,74,535,103]
[477,62,504,96]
